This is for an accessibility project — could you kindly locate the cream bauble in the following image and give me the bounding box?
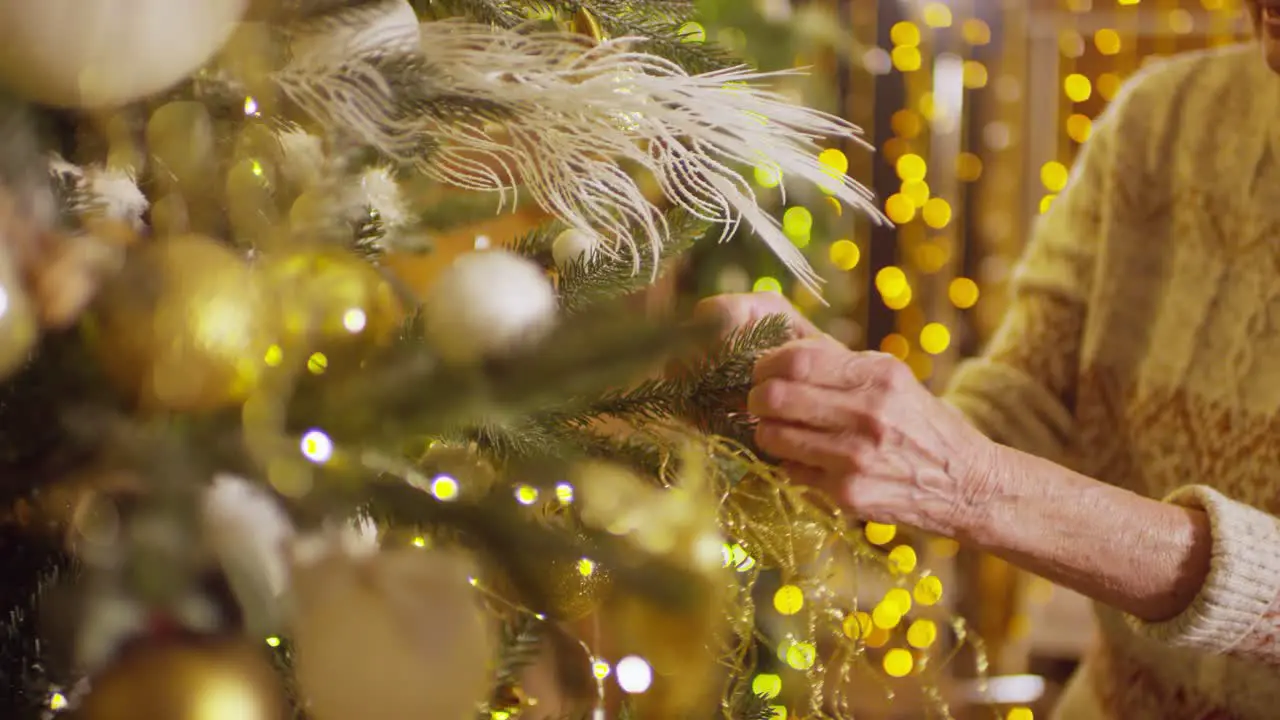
[0,0,249,108]
[289,548,492,720]
[422,250,557,364]
[550,228,599,269]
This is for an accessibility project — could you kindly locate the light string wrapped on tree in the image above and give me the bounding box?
[0,1,990,719]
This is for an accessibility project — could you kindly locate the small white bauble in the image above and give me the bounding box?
[289,548,492,720]
[422,250,558,364]
[551,228,600,269]
[0,0,249,108]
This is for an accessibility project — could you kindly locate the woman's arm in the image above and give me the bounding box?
[972,444,1211,623]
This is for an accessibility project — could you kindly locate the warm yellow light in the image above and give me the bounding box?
[956,152,983,182]
[879,334,910,360]
[892,46,922,72]
[1066,114,1093,143]
[430,474,460,501]
[577,558,596,577]
[922,198,952,229]
[679,21,707,43]
[818,148,849,174]
[896,153,927,182]
[902,179,930,208]
[883,648,914,677]
[752,674,783,699]
[865,625,891,648]
[300,429,333,464]
[922,2,952,27]
[1094,28,1122,55]
[914,575,944,606]
[783,207,813,237]
[307,352,328,375]
[891,109,923,139]
[515,484,539,505]
[890,21,921,48]
[754,163,782,188]
[920,323,951,355]
[783,640,816,670]
[1007,708,1035,720]
[1097,72,1122,101]
[754,276,783,294]
[961,18,991,45]
[264,344,283,367]
[865,522,897,545]
[885,588,913,615]
[875,267,909,298]
[885,194,916,224]
[843,611,873,640]
[1064,73,1092,103]
[774,585,805,616]
[907,619,939,649]
[1040,195,1058,215]
[948,277,980,309]
[829,240,861,271]
[884,286,913,310]
[889,544,920,574]
[1040,161,1070,192]
[962,60,988,89]
[592,659,612,680]
[872,601,902,629]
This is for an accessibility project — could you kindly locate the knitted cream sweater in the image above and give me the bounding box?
[944,44,1280,719]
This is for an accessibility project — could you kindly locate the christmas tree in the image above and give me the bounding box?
[0,1,982,718]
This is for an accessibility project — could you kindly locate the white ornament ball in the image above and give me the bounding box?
[551,228,600,269]
[0,0,248,108]
[422,250,558,364]
[289,548,492,720]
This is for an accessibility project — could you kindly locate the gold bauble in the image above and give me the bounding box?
[76,638,287,720]
[89,234,277,412]
[726,474,834,568]
[545,552,612,621]
[257,249,402,350]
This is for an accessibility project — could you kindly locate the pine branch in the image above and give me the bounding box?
[730,693,780,720]
[542,314,792,441]
[491,614,544,691]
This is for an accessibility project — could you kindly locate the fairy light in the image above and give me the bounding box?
[864,522,896,545]
[515,484,539,505]
[591,659,612,680]
[307,352,328,375]
[913,575,945,606]
[244,96,260,116]
[342,308,367,334]
[48,692,68,711]
[555,482,574,503]
[266,636,281,648]
[430,475,459,502]
[773,584,804,616]
[883,648,914,677]
[263,344,283,367]
[300,429,333,464]
[412,536,427,548]
[752,673,783,699]
[907,619,939,649]
[615,656,653,694]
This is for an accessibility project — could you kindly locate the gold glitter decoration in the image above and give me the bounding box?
[77,638,288,720]
[88,234,277,411]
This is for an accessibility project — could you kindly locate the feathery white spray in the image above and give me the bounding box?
[274,17,886,292]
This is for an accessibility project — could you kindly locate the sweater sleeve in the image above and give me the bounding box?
[1125,486,1280,664]
[941,100,1116,464]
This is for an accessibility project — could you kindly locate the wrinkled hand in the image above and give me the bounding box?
[692,292,826,342]
[748,338,999,539]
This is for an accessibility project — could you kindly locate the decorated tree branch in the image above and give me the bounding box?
[0,2,981,719]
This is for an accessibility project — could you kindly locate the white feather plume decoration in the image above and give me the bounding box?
[273,17,884,292]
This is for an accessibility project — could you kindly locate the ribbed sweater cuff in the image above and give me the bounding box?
[1128,486,1280,655]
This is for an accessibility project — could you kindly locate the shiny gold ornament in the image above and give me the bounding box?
[89,234,277,412]
[574,455,730,717]
[726,474,834,568]
[256,249,403,351]
[76,638,287,720]
[545,551,612,621]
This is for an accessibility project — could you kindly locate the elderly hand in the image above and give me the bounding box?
[692,292,826,342]
[748,337,1000,539]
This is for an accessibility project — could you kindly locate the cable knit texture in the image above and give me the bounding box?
[945,43,1280,719]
